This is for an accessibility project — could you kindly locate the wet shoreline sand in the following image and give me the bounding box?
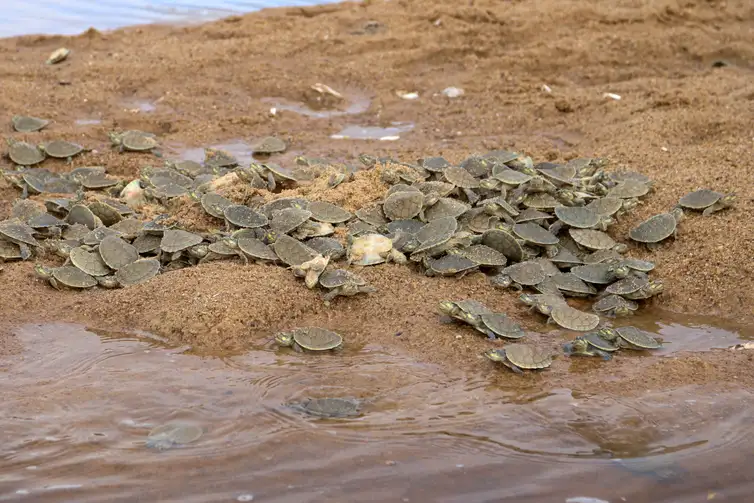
[1,0,754,393]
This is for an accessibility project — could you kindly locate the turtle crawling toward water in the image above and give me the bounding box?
[484,344,553,374]
[274,327,343,352]
[678,189,735,216]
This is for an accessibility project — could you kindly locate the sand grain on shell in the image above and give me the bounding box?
[1,0,754,393]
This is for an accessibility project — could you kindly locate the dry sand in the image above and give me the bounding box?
[1,0,753,394]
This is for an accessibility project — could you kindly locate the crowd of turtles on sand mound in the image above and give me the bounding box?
[1,115,737,382]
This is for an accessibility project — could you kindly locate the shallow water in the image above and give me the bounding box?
[1,0,339,38]
[2,322,754,502]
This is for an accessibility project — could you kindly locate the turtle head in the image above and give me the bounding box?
[437,300,457,316]
[720,193,737,207]
[611,243,628,254]
[569,337,589,353]
[33,263,53,280]
[647,280,664,296]
[613,306,632,317]
[671,206,685,223]
[479,179,499,191]
[107,132,122,145]
[610,264,630,279]
[518,293,536,306]
[274,331,295,347]
[597,327,618,342]
[483,348,506,362]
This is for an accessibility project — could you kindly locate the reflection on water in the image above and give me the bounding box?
[262,93,371,119]
[1,0,341,38]
[331,122,415,141]
[1,322,753,502]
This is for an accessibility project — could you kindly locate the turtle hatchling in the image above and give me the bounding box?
[484,344,553,374]
[678,189,735,216]
[274,327,343,352]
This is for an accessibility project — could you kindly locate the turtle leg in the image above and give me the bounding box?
[701,204,719,217]
[18,244,32,261]
[49,278,62,291]
[292,342,304,353]
[594,348,613,361]
[322,288,340,302]
[504,359,524,375]
[236,251,249,266]
[21,184,29,199]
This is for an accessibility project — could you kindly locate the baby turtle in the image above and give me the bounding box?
[12,115,50,133]
[678,189,735,216]
[200,192,233,219]
[554,206,601,229]
[628,208,683,249]
[109,130,158,152]
[548,303,600,332]
[592,294,638,317]
[98,235,139,270]
[272,234,319,266]
[512,222,559,248]
[6,139,46,166]
[563,335,615,361]
[69,246,111,277]
[270,207,312,234]
[146,423,203,451]
[600,326,661,350]
[250,136,286,154]
[479,313,526,340]
[492,261,546,290]
[424,254,477,277]
[484,344,553,374]
[40,140,85,160]
[290,397,361,418]
[347,233,404,266]
[455,244,507,268]
[320,270,377,302]
[0,239,25,262]
[114,258,161,286]
[571,263,629,285]
[383,190,424,221]
[552,272,597,297]
[308,201,353,224]
[569,228,625,252]
[518,292,567,315]
[160,230,203,254]
[46,47,71,65]
[223,205,268,229]
[438,299,492,327]
[274,327,343,352]
[607,180,651,199]
[34,264,97,290]
[605,275,650,297]
[482,229,524,262]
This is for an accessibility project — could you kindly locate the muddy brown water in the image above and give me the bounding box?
[2,321,754,502]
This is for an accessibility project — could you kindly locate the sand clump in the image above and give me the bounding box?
[1,0,753,393]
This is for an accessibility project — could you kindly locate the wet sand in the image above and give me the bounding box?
[2,0,754,395]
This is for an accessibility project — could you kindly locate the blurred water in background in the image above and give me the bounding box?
[1,0,337,38]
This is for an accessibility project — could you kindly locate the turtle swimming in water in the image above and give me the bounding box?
[289,397,362,418]
[146,422,203,451]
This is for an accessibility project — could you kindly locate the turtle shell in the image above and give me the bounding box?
[66,204,98,230]
[0,239,23,260]
[270,208,313,234]
[319,269,364,289]
[414,216,458,245]
[616,326,661,349]
[115,258,161,286]
[7,140,46,165]
[292,397,360,418]
[550,246,583,267]
[82,227,122,246]
[42,140,85,158]
[237,237,278,261]
[678,189,722,210]
[571,264,619,285]
[52,266,97,288]
[479,313,525,339]
[523,193,561,210]
[619,258,655,272]
[70,246,111,276]
[354,204,388,226]
[108,218,145,240]
[160,230,203,253]
[502,261,546,286]
[204,147,238,168]
[415,181,455,199]
[224,205,268,228]
[98,235,139,270]
[456,244,507,267]
[550,304,600,331]
[200,192,234,219]
[629,213,677,243]
[592,294,638,314]
[290,327,343,350]
[443,166,480,189]
[492,166,532,185]
[132,233,162,254]
[272,234,318,266]
[383,191,424,221]
[308,201,353,224]
[423,197,470,221]
[120,130,158,151]
[552,272,596,295]
[348,233,393,266]
[481,229,524,262]
[586,197,623,217]
[513,222,559,246]
[420,156,451,172]
[454,299,493,317]
[504,344,553,369]
[583,249,622,264]
[147,423,203,450]
[0,220,40,247]
[251,136,286,154]
[554,206,600,229]
[607,180,650,199]
[305,237,345,259]
[426,254,477,276]
[582,333,620,352]
[569,228,617,250]
[12,115,50,133]
[483,196,520,217]
[515,207,552,224]
[605,275,649,295]
[87,201,122,227]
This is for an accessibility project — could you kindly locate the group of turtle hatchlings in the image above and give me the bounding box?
[2,117,736,379]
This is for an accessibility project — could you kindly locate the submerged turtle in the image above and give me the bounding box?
[274,327,343,352]
[146,422,203,451]
[678,189,735,216]
[484,344,553,374]
[290,397,361,418]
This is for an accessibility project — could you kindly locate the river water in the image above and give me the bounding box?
[2,322,754,502]
[1,0,338,38]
